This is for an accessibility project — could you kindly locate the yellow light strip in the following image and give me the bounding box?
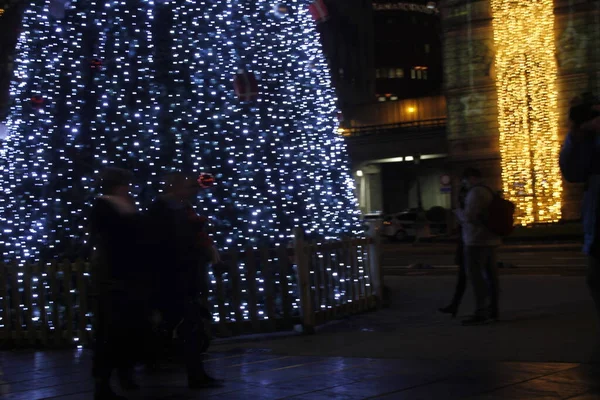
[491,0,562,225]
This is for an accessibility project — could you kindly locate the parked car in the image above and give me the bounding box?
[362,212,384,235]
[381,210,427,241]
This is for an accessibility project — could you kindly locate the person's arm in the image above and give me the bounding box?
[559,131,600,183]
[89,198,114,242]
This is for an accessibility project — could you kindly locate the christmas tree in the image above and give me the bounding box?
[0,0,362,263]
[0,0,167,263]
[169,0,362,251]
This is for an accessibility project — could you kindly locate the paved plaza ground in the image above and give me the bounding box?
[2,275,600,399]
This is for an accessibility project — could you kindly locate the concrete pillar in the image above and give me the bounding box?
[355,164,383,214]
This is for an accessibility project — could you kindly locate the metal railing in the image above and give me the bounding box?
[343,118,447,138]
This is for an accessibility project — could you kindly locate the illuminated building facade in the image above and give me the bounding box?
[441,0,600,223]
[373,0,443,102]
[318,0,376,113]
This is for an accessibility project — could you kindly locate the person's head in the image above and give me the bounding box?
[164,172,199,201]
[99,167,133,197]
[462,167,482,189]
[569,93,600,133]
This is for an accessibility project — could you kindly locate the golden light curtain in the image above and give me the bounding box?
[491,0,562,225]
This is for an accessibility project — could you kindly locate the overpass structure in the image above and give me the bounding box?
[343,118,449,215]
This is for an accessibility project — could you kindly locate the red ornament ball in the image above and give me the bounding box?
[90,58,103,71]
[233,70,259,102]
[309,0,329,23]
[31,95,44,108]
[197,173,215,188]
[274,3,292,17]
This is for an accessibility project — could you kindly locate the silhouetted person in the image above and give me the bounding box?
[455,168,501,325]
[439,182,469,318]
[90,168,145,400]
[560,94,600,324]
[147,173,221,388]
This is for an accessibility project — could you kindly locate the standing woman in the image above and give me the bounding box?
[89,167,145,400]
[439,182,469,317]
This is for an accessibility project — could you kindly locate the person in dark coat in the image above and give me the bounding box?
[89,167,146,400]
[439,181,469,318]
[147,173,221,388]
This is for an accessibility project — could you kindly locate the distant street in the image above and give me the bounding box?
[381,242,587,276]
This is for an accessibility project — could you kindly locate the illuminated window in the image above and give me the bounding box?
[425,44,430,53]
[395,68,404,78]
[411,66,429,81]
[375,68,381,78]
[388,68,396,78]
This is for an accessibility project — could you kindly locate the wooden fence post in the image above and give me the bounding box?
[245,247,260,333]
[293,228,315,334]
[75,259,88,347]
[367,226,384,308]
[11,261,22,347]
[0,263,10,342]
[37,263,48,347]
[23,262,34,346]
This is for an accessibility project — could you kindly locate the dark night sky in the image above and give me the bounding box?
[0,0,22,116]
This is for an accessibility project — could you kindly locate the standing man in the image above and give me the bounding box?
[147,173,221,388]
[560,93,600,324]
[455,168,502,325]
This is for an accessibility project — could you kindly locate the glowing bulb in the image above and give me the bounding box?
[491,0,561,225]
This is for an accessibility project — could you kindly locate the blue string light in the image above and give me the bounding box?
[0,0,363,327]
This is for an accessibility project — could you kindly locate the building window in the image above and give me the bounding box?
[411,66,429,80]
[424,44,430,54]
[377,68,405,79]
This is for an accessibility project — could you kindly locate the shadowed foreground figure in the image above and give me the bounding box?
[560,94,600,326]
[89,168,147,400]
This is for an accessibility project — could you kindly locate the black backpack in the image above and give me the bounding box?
[477,186,516,237]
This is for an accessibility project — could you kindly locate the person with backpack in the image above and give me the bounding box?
[455,168,508,325]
